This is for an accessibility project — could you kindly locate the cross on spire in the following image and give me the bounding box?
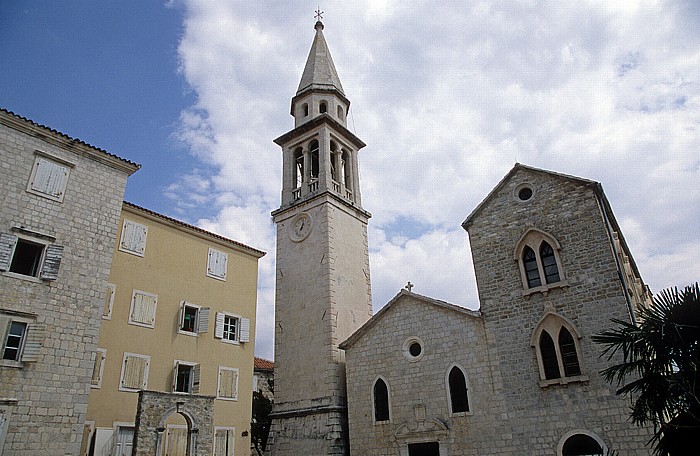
[314,7,324,21]
[405,281,414,292]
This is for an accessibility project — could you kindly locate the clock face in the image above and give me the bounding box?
[289,212,312,242]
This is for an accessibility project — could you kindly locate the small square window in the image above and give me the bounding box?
[119,352,150,392]
[9,239,44,277]
[27,154,72,202]
[0,233,64,281]
[217,366,239,401]
[128,290,158,328]
[214,312,250,344]
[0,315,45,366]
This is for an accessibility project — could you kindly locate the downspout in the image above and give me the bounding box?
[595,186,637,325]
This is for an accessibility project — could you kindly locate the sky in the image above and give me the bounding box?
[1,0,699,361]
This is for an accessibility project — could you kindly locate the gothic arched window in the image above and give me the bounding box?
[531,313,587,386]
[447,366,470,414]
[514,229,566,293]
[373,378,390,422]
[293,147,304,188]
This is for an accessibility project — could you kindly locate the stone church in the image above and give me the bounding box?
[267,20,654,456]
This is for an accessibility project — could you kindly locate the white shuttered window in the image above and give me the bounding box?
[128,290,158,328]
[119,219,148,257]
[217,367,239,400]
[213,427,235,456]
[207,248,228,281]
[27,154,71,202]
[119,352,150,391]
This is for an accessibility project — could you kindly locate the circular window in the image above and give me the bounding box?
[514,183,534,202]
[402,337,425,362]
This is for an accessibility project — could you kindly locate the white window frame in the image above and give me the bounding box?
[0,401,17,456]
[118,219,148,257]
[207,248,228,281]
[213,426,236,456]
[119,352,150,392]
[217,366,239,401]
[128,290,158,329]
[103,283,116,320]
[0,231,64,282]
[172,360,200,394]
[26,151,73,202]
[91,348,107,389]
[214,312,250,344]
[177,301,210,336]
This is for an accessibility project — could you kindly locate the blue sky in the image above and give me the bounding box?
[2,1,699,361]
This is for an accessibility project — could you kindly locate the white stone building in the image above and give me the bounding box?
[0,109,139,454]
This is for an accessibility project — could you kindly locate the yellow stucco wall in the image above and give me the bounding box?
[86,203,263,456]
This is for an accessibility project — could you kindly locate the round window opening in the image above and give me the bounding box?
[518,186,533,201]
[402,337,425,362]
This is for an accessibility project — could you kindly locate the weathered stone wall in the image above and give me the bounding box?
[466,167,654,454]
[133,391,214,456]
[343,294,505,456]
[0,115,134,455]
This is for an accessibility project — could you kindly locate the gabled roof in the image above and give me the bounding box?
[254,357,274,371]
[123,202,266,259]
[461,163,601,229]
[339,290,481,350]
[296,21,345,97]
[0,108,140,175]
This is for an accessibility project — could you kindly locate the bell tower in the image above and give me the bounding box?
[267,19,373,455]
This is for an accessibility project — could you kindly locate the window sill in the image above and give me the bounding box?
[451,411,473,417]
[1,271,43,283]
[127,320,155,329]
[539,374,589,388]
[522,280,569,297]
[0,359,23,369]
[220,338,241,346]
[373,419,392,425]
[177,329,198,337]
[216,395,238,402]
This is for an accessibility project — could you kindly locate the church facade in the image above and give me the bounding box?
[268,20,655,456]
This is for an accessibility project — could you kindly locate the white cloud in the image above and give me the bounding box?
[172,0,700,359]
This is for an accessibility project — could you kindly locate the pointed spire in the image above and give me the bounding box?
[297,21,345,96]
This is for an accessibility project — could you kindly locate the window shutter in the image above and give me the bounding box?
[214,312,225,339]
[207,248,228,280]
[178,302,185,329]
[32,157,68,198]
[239,318,250,343]
[40,244,64,281]
[219,369,232,398]
[198,307,210,334]
[122,354,148,390]
[131,292,157,326]
[214,429,234,456]
[91,350,105,386]
[192,364,200,394]
[103,284,116,318]
[21,323,46,362]
[171,362,179,392]
[0,317,10,354]
[120,220,148,256]
[0,234,18,271]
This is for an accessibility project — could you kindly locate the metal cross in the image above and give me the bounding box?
[405,281,414,292]
[314,7,324,21]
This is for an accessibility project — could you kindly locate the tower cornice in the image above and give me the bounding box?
[273,113,365,149]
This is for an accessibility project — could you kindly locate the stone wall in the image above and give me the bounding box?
[0,113,135,455]
[133,390,214,456]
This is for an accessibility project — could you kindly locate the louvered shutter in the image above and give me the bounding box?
[218,369,232,398]
[239,318,250,343]
[40,244,64,280]
[131,292,157,326]
[197,307,210,333]
[192,364,200,394]
[120,220,147,256]
[207,248,228,280]
[32,157,68,198]
[91,350,105,386]
[21,323,46,362]
[214,312,225,339]
[0,234,18,271]
[103,284,115,318]
[122,355,148,390]
[178,302,185,329]
[214,429,234,456]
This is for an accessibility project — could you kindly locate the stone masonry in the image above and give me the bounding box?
[0,110,138,455]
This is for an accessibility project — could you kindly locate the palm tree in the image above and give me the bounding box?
[592,283,700,455]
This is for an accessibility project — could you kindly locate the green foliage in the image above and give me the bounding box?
[251,386,273,456]
[592,283,700,455]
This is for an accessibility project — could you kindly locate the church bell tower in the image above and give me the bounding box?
[267,19,373,455]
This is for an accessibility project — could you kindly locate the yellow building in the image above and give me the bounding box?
[84,202,265,456]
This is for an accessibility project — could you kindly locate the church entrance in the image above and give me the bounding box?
[408,441,440,456]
